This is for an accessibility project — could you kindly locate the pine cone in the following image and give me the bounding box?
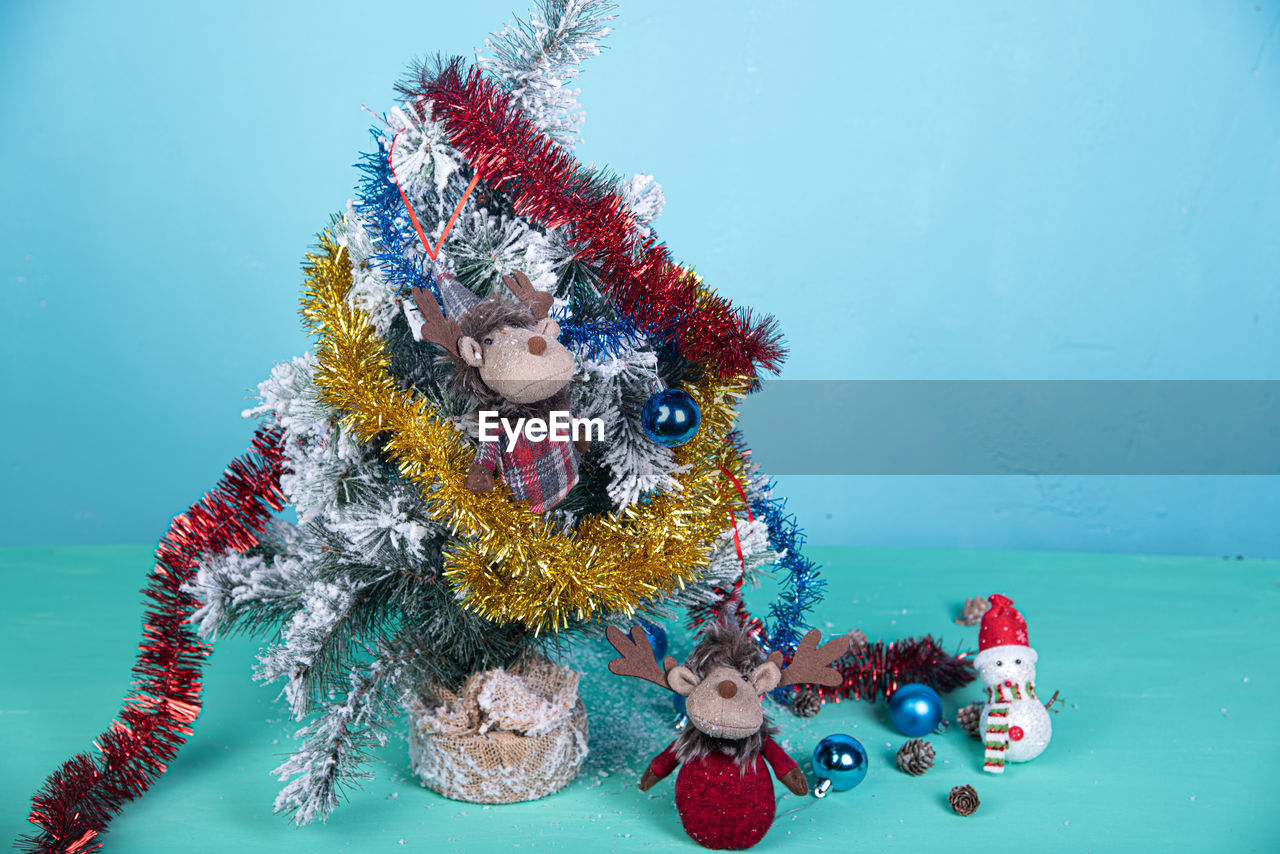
[895,739,935,775]
[846,628,868,649]
[956,701,983,738]
[949,784,980,816]
[791,690,823,718]
[955,596,990,626]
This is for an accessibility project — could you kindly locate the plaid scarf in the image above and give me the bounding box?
[476,434,579,513]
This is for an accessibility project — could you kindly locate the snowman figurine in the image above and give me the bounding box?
[975,594,1052,773]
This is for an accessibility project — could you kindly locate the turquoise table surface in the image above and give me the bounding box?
[3,545,1277,852]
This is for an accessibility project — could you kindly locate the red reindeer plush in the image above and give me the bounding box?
[606,622,847,850]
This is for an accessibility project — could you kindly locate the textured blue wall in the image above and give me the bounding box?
[2,1,1277,554]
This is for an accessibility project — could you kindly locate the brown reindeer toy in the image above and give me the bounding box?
[407,271,586,513]
[606,621,848,850]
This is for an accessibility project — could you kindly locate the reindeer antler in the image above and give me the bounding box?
[769,629,849,689]
[501,271,554,320]
[606,625,678,690]
[411,285,462,358]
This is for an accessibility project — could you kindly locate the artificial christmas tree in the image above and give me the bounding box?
[188,11,795,814]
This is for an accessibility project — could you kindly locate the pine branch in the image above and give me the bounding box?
[271,650,402,825]
[479,0,617,145]
[396,582,532,692]
[573,344,680,509]
[188,550,305,640]
[643,518,777,618]
[254,571,395,720]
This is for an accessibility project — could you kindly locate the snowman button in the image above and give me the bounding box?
[1003,680,1013,687]
[1009,725,1025,741]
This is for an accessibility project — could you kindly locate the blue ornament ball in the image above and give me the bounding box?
[638,618,668,662]
[812,734,868,792]
[673,693,687,715]
[887,683,944,737]
[641,389,701,448]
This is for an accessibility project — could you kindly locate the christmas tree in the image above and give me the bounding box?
[185,0,808,823]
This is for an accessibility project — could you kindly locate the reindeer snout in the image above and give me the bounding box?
[527,335,547,355]
[717,680,737,699]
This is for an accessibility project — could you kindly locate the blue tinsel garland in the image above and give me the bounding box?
[554,314,641,361]
[352,131,443,304]
[751,483,828,697]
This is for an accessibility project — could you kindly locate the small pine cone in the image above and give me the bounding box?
[949,784,980,816]
[956,701,983,739]
[791,690,823,718]
[846,628,868,650]
[955,596,991,626]
[895,739,935,775]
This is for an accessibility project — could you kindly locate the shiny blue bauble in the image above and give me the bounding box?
[888,683,944,737]
[673,694,687,715]
[641,389,701,448]
[812,734,868,791]
[638,618,668,662]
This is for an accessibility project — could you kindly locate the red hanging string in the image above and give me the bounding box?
[689,467,763,637]
[388,128,481,262]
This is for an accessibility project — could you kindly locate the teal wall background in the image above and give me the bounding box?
[2,1,1277,554]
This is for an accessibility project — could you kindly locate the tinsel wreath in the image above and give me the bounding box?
[815,636,977,704]
[20,427,287,854]
[400,58,786,383]
[302,236,753,631]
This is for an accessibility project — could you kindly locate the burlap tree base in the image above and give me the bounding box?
[407,657,589,804]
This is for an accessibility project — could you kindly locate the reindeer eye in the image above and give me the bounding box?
[483,337,493,345]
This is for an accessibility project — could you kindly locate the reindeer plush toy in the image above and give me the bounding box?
[607,621,847,850]
[408,271,584,513]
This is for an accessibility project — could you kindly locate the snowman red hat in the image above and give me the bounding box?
[974,594,1037,668]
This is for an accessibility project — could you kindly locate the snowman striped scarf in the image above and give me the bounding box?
[983,704,1009,772]
[982,682,1025,774]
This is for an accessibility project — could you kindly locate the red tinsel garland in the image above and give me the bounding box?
[816,636,977,704]
[20,427,287,854]
[400,59,786,383]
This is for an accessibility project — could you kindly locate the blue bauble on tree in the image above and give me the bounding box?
[888,683,944,737]
[812,734,868,797]
[641,389,701,447]
[637,618,668,661]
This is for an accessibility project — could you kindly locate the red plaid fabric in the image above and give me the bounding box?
[476,434,579,513]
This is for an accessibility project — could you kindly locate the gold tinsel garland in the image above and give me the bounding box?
[300,233,752,631]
